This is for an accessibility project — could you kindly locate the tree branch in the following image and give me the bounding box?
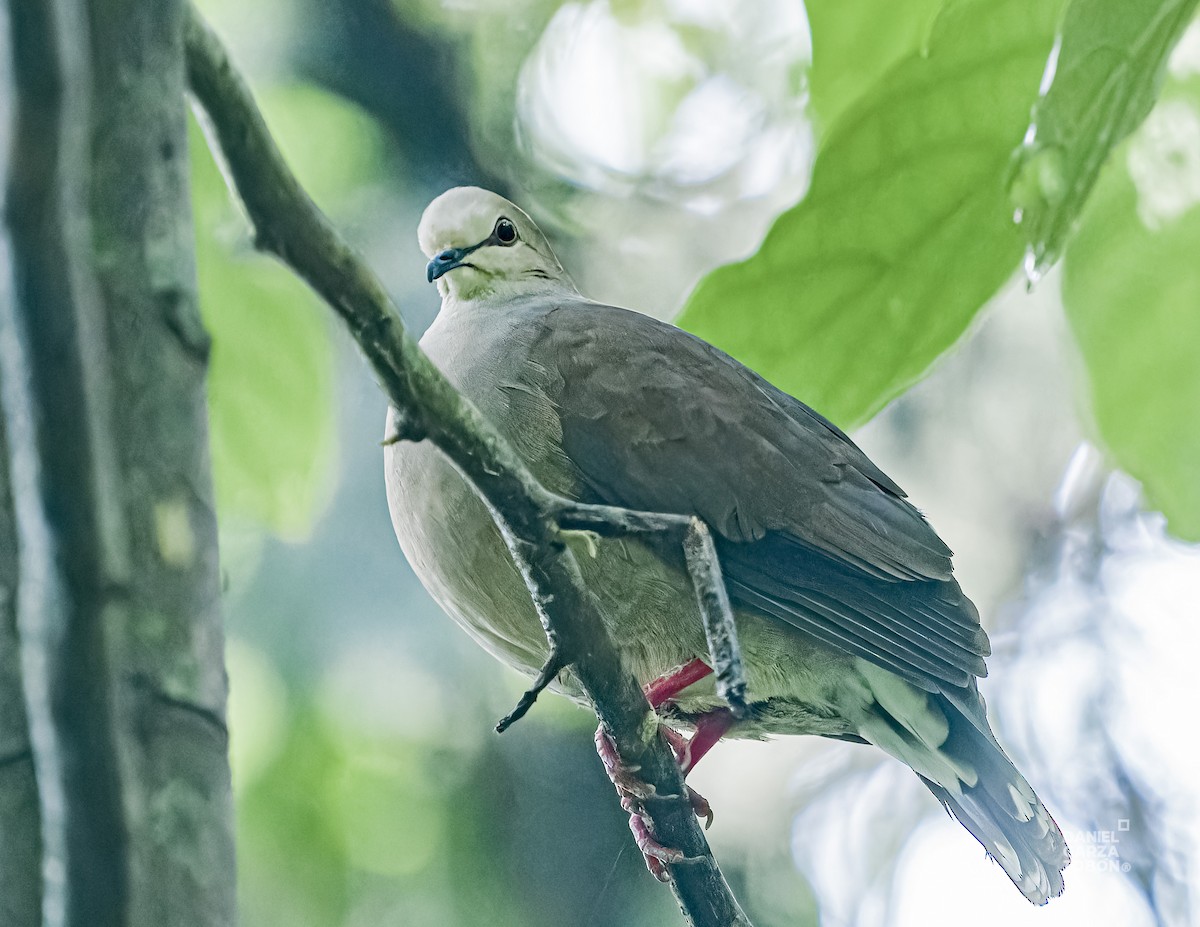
[494,645,568,734]
[557,505,749,718]
[184,7,752,924]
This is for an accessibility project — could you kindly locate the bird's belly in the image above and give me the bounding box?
[385,421,549,680]
[384,410,739,703]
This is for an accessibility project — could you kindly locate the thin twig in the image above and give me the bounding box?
[184,9,752,924]
[496,646,568,733]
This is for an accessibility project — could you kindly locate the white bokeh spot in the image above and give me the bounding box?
[1126,100,1200,228]
[516,0,812,201]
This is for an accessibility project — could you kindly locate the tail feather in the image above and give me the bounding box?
[919,700,1069,905]
[854,665,1069,904]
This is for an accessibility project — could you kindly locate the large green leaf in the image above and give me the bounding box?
[1062,72,1200,541]
[805,0,944,132]
[678,0,1064,427]
[1011,0,1199,278]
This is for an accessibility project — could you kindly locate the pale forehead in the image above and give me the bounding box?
[418,186,530,256]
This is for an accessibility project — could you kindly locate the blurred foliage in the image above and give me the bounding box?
[1012,0,1199,276]
[191,80,390,538]
[679,0,1064,428]
[512,0,809,194]
[290,0,503,193]
[228,638,689,927]
[447,0,563,180]
[680,0,1200,543]
[195,2,1200,549]
[1063,66,1200,541]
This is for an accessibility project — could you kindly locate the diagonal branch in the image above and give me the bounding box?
[184,8,750,925]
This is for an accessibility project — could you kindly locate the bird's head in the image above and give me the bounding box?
[418,187,577,303]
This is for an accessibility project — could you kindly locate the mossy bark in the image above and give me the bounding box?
[3,1,235,924]
[0,397,41,927]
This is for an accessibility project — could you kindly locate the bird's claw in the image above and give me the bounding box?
[687,785,713,829]
[621,796,684,882]
[594,726,657,799]
[595,724,712,879]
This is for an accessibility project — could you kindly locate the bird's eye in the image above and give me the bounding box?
[495,218,518,245]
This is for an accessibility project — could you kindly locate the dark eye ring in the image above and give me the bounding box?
[495,218,518,245]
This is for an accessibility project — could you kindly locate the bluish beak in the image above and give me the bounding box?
[427,248,467,282]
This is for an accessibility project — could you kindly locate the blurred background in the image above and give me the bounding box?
[92,0,1200,923]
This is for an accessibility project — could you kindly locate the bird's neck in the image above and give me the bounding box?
[440,276,581,316]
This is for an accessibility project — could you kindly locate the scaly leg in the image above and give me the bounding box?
[644,657,736,775]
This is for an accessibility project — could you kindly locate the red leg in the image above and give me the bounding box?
[644,662,735,823]
[680,708,735,775]
[643,659,736,773]
[658,726,713,827]
[644,658,713,709]
[653,696,737,775]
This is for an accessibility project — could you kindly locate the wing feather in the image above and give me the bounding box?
[528,300,989,693]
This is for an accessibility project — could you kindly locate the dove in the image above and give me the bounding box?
[384,186,1068,902]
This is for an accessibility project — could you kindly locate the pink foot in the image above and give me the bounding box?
[622,796,684,882]
[593,661,742,879]
[656,725,713,827]
[595,725,697,880]
[593,725,655,800]
[687,785,713,830]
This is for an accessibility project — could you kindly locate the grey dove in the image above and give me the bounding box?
[385,186,1069,903]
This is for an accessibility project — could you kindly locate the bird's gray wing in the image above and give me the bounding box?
[529,301,990,693]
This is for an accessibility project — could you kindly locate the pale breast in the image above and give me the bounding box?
[385,423,549,676]
[384,302,564,678]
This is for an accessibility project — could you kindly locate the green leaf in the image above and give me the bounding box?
[678,0,1064,428]
[191,116,337,540]
[1062,72,1200,540]
[1011,0,1199,277]
[806,0,944,132]
[254,84,387,207]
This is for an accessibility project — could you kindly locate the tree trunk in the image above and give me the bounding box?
[0,397,41,927]
[2,1,235,924]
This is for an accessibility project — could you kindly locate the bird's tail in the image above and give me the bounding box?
[854,667,1069,904]
[918,696,1069,905]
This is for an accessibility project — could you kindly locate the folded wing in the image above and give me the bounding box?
[530,301,990,694]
